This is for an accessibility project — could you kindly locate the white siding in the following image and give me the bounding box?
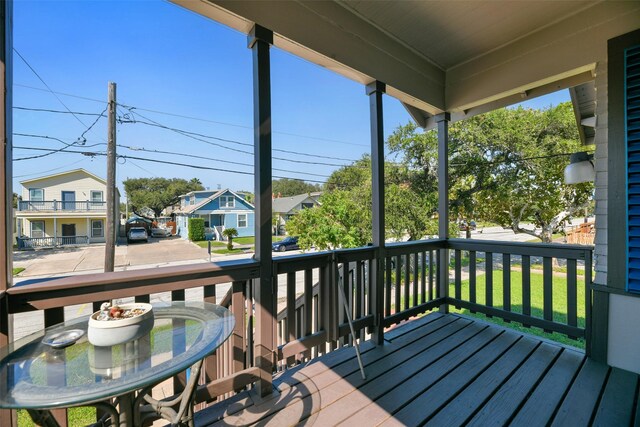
[21,170,107,203]
[593,62,608,285]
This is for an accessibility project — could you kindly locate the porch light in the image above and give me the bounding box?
[564,152,595,184]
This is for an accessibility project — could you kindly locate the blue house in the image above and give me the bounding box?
[175,189,255,241]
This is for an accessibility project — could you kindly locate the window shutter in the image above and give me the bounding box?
[627,44,640,293]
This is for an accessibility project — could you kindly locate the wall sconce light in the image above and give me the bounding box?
[564,152,595,184]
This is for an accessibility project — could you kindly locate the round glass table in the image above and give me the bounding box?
[0,301,235,426]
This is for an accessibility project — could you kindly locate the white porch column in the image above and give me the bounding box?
[86,217,90,243]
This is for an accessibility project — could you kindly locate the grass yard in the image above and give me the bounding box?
[449,270,586,348]
[12,267,24,276]
[212,248,247,255]
[195,240,227,249]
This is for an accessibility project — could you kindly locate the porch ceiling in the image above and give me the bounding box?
[172,0,640,126]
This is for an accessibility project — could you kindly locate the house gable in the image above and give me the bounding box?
[20,169,109,202]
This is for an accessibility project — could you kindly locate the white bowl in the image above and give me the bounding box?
[88,303,154,347]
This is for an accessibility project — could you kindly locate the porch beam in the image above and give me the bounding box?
[366,80,385,345]
[437,113,450,313]
[248,24,275,398]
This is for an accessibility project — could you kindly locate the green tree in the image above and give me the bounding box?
[272,178,322,197]
[124,177,204,218]
[223,227,239,250]
[12,193,18,209]
[387,102,593,242]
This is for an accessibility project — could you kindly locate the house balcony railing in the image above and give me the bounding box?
[16,235,90,250]
[17,200,107,212]
[0,238,593,425]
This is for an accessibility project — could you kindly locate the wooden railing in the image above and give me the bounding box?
[17,235,90,249]
[0,238,593,425]
[446,239,592,344]
[18,200,106,212]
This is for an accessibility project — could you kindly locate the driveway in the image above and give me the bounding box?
[13,236,210,277]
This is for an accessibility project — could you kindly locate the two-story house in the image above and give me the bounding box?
[175,189,255,241]
[272,192,321,233]
[15,169,120,249]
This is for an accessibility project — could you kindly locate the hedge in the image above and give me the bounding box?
[188,217,205,241]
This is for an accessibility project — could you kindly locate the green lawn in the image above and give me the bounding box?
[12,267,24,276]
[212,248,247,255]
[195,236,284,249]
[195,240,226,249]
[449,270,586,348]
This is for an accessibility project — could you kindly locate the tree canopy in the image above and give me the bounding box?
[123,177,204,218]
[387,102,593,242]
[272,178,322,197]
[289,102,593,247]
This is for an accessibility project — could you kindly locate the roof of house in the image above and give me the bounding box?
[20,168,106,185]
[272,193,319,214]
[179,189,255,214]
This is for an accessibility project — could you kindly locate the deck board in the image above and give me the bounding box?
[195,313,640,427]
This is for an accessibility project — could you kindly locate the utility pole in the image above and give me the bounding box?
[104,82,117,272]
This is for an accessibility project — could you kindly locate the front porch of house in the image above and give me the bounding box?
[196,312,640,426]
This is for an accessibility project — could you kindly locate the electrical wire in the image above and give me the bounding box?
[119,111,356,163]
[13,49,93,129]
[14,106,103,116]
[14,83,369,147]
[11,146,328,184]
[118,145,330,178]
[13,158,87,179]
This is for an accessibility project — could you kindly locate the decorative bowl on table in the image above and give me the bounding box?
[88,303,154,347]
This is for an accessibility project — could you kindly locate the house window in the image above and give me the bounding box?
[92,220,104,238]
[31,221,45,238]
[90,191,103,202]
[190,197,194,205]
[29,188,44,201]
[238,214,247,228]
[220,196,235,208]
[302,202,314,209]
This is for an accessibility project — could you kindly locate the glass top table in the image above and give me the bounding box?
[0,301,234,422]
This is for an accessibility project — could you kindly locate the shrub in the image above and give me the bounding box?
[188,217,205,241]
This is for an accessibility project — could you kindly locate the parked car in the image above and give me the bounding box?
[272,236,299,252]
[151,227,171,238]
[127,227,148,244]
[458,220,477,231]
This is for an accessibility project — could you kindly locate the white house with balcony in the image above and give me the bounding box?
[15,169,119,249]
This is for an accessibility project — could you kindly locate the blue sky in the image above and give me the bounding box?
[12,0,569,195]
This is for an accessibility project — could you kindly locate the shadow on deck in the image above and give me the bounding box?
[195,313,640,426]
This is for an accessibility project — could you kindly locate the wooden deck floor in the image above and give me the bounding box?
[195,313,640,426]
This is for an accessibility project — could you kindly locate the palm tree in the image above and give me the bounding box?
[222,227,239,250]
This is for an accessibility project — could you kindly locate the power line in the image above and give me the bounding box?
[13,83,369,147]
[14,106,102,116]
[14,83,106,104]
[119,111,356,163]
[12,108,107,160]
[118,145,330,178]
[13,49,93,130]
[11,146,328,184]
[13,158,87,179]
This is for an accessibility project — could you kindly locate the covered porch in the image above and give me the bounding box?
[1,1,640,426]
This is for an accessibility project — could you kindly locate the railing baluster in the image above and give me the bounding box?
[469,251,477,313]
[304,269,313,339]
[286,272,296,364]
[429,250,434,301]
[203,285,218,386]
[231,281,246,375]
[486,252,493,317]
[44,307,68,426]
[503,253,511,322]
[171,289,187,393]
[413,252,419,307]
[543,257,553,332]
[454,249,461,307]
[404,254,410,310]
[567,259,578,338]
[395,255,401,314]
[385,257,392,317]
[421,251,426,304]
[522,255,531,328]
